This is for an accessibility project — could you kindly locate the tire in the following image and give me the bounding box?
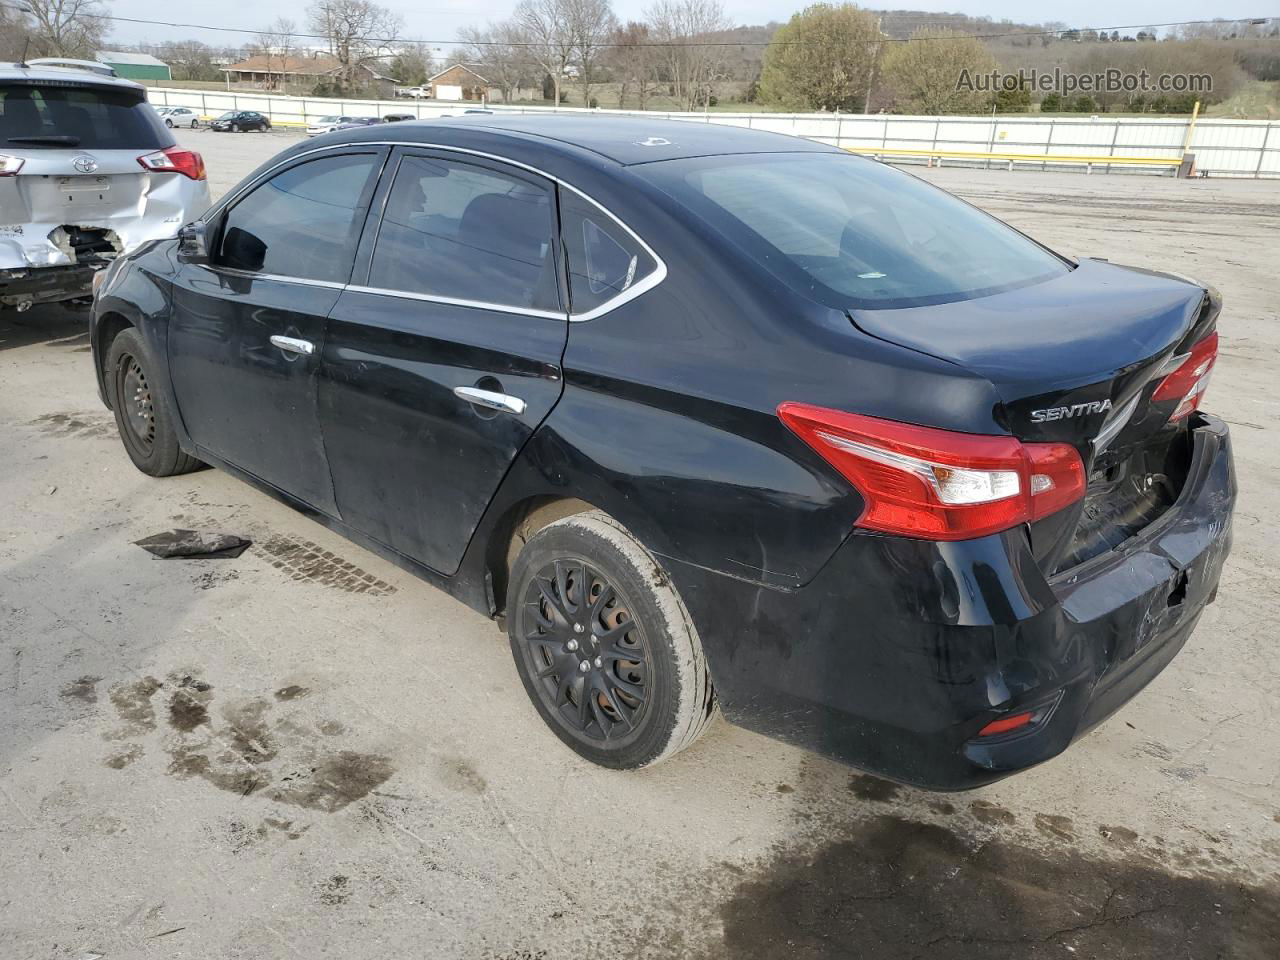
[164,118,174,128]
[190,119,198,128]
[507,511,716,769]
[231,123,240,133]
[105,327,202,477]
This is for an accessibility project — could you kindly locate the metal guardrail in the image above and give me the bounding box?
[845,145,1184,172]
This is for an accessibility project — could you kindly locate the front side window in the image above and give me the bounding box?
[367,154,559,312]
[561,193,657,316]
[637,153,1069,310]
[215,153,377,283]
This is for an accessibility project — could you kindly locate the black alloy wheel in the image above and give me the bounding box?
[520,558,652,744]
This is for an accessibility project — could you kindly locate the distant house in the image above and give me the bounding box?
[428,65,488,102]
[96,51,172,83]
[222,53,398,98]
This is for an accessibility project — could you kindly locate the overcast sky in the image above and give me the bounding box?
[102,1,1274,51]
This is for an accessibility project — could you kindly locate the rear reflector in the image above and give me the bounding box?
[778,403,1086,541]
[978,711,1035,737]
[137,146,206,181]
[0,155,24,176]
[1152,331,1217,421]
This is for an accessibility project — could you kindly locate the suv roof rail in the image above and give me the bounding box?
[24,57,117,77]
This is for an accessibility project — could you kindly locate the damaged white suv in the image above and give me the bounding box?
[1,60,210,309]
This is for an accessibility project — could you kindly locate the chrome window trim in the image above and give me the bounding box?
[345,284,565,320]
[196,264,347,290]
[204,140,668,323]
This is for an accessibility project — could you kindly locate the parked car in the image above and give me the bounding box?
[1,60,210,309]
[158,106,201,129]
[383,113,415,123]
[209,111,270,133]
[334,117,382,130]
[403,86,429,99]
[306,115,354,136]
[90,117,1235,787]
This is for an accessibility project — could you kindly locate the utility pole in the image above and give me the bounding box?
[864,16,883,114]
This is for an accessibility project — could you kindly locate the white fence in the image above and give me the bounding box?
[147,87,1280,179]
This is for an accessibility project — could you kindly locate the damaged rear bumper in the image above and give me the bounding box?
[667,413,1235,790]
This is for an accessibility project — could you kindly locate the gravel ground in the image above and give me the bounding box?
[1,127,1278,959]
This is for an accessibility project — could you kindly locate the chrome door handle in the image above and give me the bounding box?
[454,386,527,416]
[269,335,314,356]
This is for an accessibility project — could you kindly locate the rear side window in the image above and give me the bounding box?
[367,154,559,312]
[215,153,377,283]
[637,153,1069,310]
[0,83,172,150]
[561,193,658,316]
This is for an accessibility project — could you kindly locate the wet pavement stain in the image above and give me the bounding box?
[257,534,395,595]
[108,677,162,729]
[60,675,101,703]
[104,744,143,769]
[848,774,903,803]
[105,674,395,812]
[29,412,112,439]
[274,684,310,702]
[1100,825,1141,845]
[317,875,352,906]
[439,757,486,795]
[1034,813,1075,842]
[969,799,1017,826]
[709,815,1280,960]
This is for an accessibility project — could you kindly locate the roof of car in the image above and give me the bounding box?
[0,62,145,93]
[333,114,838,167]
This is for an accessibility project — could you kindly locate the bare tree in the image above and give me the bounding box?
[389,41,434,86]
[307,0,402,94]
[257,17,298,90]
[514,0,574,104]
[155,40,221,82]
[0,3,36,61]
[646,0,732,111]
[22,0,107,59]
[566,0,617,106]
[607,21,658,109]
[458,23,527,103]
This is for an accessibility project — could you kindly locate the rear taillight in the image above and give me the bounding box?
[0,155,24,176]
[778,403,1086,541]
[1151,331,1217,421]
[137,146,206,181]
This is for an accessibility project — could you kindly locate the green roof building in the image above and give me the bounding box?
[96,51,172,83]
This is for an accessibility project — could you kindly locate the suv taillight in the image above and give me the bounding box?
[137,146,206,181]
[1151,331,1217,421]
[778,403,1086,541]
[0,155,24,176]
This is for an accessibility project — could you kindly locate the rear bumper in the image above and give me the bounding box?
[668,413,1235,790]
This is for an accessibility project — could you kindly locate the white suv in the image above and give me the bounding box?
[1,61,211,309]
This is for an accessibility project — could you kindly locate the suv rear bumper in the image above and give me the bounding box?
[667,413,1235,790]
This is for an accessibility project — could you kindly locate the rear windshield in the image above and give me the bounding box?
[0,82,172,150]
[637,153,1070,310]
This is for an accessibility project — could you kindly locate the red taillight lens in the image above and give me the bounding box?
[0,154,24,176]
[778,403,1086,541]
[978,711,1035,737]
[1151,331,1217,421]
[137,146,206,181]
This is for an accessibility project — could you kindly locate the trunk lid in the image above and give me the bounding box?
[849,258,1218,573]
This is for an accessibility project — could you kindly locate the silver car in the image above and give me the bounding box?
[1,61,211,309]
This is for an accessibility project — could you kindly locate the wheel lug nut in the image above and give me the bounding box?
[566,639,578,652]
[578,660,590,672]
[573,623,584,634]
[593,657,602,668]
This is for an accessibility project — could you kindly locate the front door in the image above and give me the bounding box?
[319,148,568,574]
[167,149,384,513]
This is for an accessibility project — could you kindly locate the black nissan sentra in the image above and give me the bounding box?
[90,116,1235,788]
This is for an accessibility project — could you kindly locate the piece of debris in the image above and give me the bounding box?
[47,485,57,495]
[134,529,252,559]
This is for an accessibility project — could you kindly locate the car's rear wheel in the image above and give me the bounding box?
[507,511,716,769]
[105,328,202,477]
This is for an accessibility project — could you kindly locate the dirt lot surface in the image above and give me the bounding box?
[2,128,1278,959]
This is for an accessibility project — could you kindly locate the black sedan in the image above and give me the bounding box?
[208,110,271,132]
[89,117,1234,788]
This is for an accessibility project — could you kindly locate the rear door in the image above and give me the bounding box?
[167,148,385,513]
[319,147,568,574]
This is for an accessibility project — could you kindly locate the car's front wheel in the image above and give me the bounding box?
[105,328,202,477]
[164,118,174,128]
[507,511,716,769]
[230,123,240,132]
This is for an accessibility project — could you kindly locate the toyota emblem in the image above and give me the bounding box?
[72,155,98,174]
